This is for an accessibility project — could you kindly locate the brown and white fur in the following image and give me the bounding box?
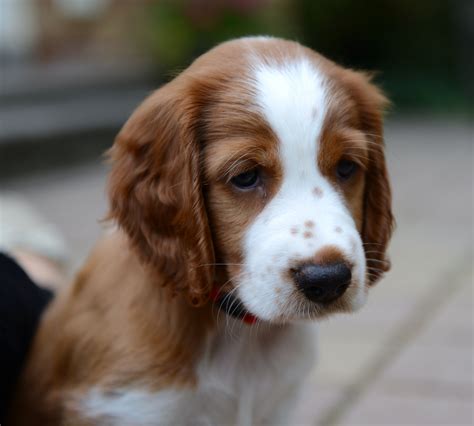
[9,37,393,425]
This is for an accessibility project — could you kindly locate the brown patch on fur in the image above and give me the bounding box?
[335,226,343,233]
[335,72,393,284]
[280,269,293,284]
[313,245,347,265]
[303,231,313,239]
[304,220,315,228]
[312,187,323,197]
[106,70,216,306]
[202,100,282,289]
[317,128,367,231]
[8,233,214,424]
[290,227,298,235]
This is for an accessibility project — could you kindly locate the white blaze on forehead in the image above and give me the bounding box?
[253,58,327,180]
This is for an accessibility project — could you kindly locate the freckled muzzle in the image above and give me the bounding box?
[291,262,352,304]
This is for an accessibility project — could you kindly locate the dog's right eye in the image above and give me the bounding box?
[231,169,260,190]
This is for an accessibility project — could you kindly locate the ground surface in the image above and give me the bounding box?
[2,117,472,425]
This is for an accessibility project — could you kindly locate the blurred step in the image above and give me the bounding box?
[0,87,151,142]
[1,58,155,102]
[0,59,158,179]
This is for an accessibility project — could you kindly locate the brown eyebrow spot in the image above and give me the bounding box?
[312,187,323,197]
[335,226,343,233]
[305,220,315,228]
[303,231,313,239]
[290,227,298,235]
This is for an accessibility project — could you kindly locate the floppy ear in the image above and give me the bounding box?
[107,78,214,305]
[344,71,394,284]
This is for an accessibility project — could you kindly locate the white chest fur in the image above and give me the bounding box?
[78,322,317,425]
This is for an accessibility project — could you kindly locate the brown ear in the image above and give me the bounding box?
[344,71,394,284]
[107,78,214,305]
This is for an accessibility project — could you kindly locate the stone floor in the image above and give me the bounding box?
[2,117,473,425]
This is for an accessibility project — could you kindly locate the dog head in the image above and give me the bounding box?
[108,37,394,323]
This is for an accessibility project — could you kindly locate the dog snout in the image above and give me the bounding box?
[292,262,352,303]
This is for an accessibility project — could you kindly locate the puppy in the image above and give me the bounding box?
[9,37,393,425]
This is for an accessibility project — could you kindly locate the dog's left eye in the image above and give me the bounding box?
[336,160,358,181]
[231,169,260,190]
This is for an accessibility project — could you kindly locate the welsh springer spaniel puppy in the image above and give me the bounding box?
[9,37,393,425]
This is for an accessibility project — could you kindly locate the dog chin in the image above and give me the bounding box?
[241,283,368,324]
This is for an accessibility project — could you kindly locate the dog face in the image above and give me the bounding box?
[108,37,393,323]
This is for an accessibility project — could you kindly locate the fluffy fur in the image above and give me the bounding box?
[8,37,393,425]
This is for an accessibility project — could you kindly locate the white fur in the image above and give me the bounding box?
[78,388,192,425]
[237,58,367,321]
[78,322,317,425]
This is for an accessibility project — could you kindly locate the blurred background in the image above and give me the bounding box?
[0,1,472,425]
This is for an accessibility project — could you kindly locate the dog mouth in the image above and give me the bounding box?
[211,288,348,325]
[211,271,363,324]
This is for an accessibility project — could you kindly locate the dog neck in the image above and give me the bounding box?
[209,286,258,325]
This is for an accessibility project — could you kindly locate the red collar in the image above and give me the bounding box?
[209,287,257,325]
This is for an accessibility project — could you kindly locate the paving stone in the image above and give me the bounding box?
[312,339,382,387]
[417,281,473,347]
[379,342,472,386]
[2,161,108,269]
[340,391,473,425]
[292,382,343,425]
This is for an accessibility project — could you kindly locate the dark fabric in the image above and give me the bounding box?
[0,253,53,423]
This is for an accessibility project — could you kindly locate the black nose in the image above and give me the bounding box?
[292,262,352,303]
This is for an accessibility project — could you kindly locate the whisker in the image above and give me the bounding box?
[365,258,390,265]
[214,272,247,333]
[366,266,387,274]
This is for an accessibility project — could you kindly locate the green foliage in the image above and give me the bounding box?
[294,0,470,111]
[142,0,470,111]
[143,0,294,73]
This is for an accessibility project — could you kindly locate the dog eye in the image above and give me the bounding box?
[231,169,260,190]
[336,160,358,180]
